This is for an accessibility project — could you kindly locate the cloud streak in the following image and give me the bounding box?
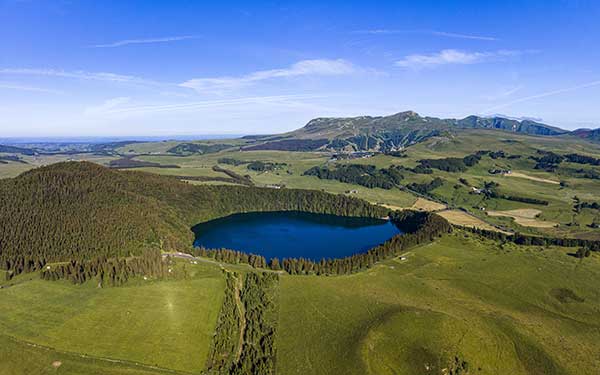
[0,68,160,86]
[395,49,522,69]
[484,85,523,101]
[0,82,64,94]
[483,80,600,113]
[90,35,200,48]
[180,59,357,94]
[354,29,497,41]
[86,94,329,117]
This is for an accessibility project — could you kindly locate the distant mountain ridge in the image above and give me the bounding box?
[246,111,574,152]
[572,128,600,142]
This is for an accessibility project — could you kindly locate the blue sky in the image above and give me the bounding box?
[1,0,599,137]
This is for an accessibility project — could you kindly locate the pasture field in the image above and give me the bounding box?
[0,261,225,374]
[0,335,174,375]
[0,231,599,374]
[276,232,600,375]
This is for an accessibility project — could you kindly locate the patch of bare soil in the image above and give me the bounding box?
[438,210,511,234]
[487,209,557,228]
[411,198,446,212]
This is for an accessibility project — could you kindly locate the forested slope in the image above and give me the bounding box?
[0,162,386,273]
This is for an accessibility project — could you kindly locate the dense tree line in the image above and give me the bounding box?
[526,150,600,173]
[532,150,564,171]
[564,153,600,166]
[488,150,507,159]
[218,158,250,166]
[0,162,387,278]
[406,177,444,194]
[217,158,288,172]
[193,248,268,269]
[417,154,482,172]
[212,166,254,186]
[418,157,469,172]
[460,226,600,251]
[385,151,408,158]
[410,152,488,175]
[232,273,278,374]
[38,249,167,286]
[246,161,287,172]
[193,211,453,276]
[303,164,404,189]
[206,272,278,375]
[574,201,600,211]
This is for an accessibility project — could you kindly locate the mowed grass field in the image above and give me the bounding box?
[276,233,600,375]
[0,262,225,374]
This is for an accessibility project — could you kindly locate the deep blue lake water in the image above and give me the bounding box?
[192,211,400,261]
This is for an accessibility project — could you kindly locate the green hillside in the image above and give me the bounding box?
[0,162,386,278]
[1,231,598,374]
[1,126,599,375]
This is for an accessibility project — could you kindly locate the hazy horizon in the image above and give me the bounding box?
[2,1,599,136]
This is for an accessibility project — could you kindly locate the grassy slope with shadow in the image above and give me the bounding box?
[276,232,600,375]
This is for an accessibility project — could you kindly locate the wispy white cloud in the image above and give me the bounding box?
[84,97,131,116]
[180,59,357,94]
[395,49,522,69]
[90,35,200,48]
[0,82,64,94]
[483,80,600,113]
[354,29,497,41]
[86,94,328,117]
[429,31,497,41]
[0,68,159,85]
[484,85,523,101]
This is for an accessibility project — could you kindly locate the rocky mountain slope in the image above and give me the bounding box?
[244,111,571,152]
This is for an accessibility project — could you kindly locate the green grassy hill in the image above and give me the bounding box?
[1,231,598,374]
[1,126,600,374]
[0,161,386,278]
[277,233,600,375]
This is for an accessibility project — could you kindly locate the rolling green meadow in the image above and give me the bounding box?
[276,233,600,375]
[0,262,225,374]
[0,232,598,374]
[1,128,600,373]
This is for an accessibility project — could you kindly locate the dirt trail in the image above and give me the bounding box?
[233,275,246,363]
[504,171,559,185]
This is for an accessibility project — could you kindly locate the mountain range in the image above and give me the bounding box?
[1,111,599,155]
[244,111,594,152]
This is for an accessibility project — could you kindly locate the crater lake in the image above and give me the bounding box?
[192,211,401,261]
